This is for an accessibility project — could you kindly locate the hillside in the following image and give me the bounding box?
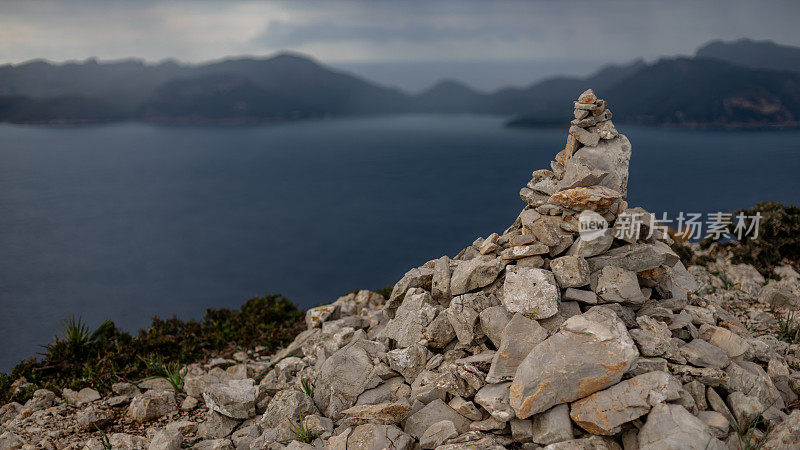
[2,40,800,127]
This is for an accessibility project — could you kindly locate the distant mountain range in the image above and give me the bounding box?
[1,39,800,128]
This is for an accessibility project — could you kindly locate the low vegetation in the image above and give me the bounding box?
[673,202,800,278]
[0,294,305,405]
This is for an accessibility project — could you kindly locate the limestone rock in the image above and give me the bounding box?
[447,292,498,345]
[420,420,458,449]
[404,399,470,439]
[637,403,725,450]
[548,186,621,212]
[341,399,411,424]
[474,382,514,421]
[479,305,512,348]
[593,265,646,305]
[510,306,639,418]
[128,390,176,422]
[203,379,257,419]
[76,406,113,430]
[679,339,730,369]
[148,429,183,450]
[569,371,682,435]
[450,256,504,295]
[382,289,438,347]
[530,404,574,445]
[502,266,560,318]
[550,255,590,288]
[487,314,549,382]
[313,339,384,420]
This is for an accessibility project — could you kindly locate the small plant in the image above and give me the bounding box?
[776,312,800,343]
[162,362,187,393]
[299,377,316,398]
[288,415,318,444]
[139,354,186,393]
[98,429,112,450]
[735,411,772,450]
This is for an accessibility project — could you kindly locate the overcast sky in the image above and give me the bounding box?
[2,0,799,90]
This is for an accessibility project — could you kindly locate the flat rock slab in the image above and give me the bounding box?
[509,306,639,418]
[569,371,681,435]
[450,255,504,295]
[587,243,667,273]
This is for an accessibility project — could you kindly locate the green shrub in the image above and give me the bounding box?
[0,294,304,404]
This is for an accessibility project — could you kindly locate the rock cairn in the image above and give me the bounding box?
[3,90,800,449]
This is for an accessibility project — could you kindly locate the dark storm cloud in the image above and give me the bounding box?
[2,0,800,89]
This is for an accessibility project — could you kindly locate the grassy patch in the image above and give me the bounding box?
[0,294,304,404]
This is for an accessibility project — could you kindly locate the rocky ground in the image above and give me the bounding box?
[2,90,800,449]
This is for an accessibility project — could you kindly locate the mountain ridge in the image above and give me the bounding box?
[2,40,800,128]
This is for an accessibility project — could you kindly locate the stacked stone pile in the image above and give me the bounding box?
[2,90,800,449]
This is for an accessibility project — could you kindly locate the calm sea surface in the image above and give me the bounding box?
[1,115,799,370]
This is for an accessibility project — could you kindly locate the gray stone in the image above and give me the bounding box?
[305,303,340,329]
[0,402,22,425]
[679,339,730,369]
[510,306,639,418]
[630,316,673,357]
[727,392,762,430]
[479,305,512,348]
[387,267,434,314]
[543,435,621,449]
[447,292,498,345]
[432,256,453,303]
[387,344,428,383]
[313,339,384,420]
[76,406,113,430]
[529,403,574,445]
[550,256,590,288]
[346,423,414,450]
[637,403,725,450]
[404,399,470,439]
[724,361,784,412]
[474,382,514,421]
[341,399,412,424]
[192,439,234,450]
[410,370,448,404]
[587,243,667,273]
[566,135,631,196]
[420,420,458,449]
[487,314,549,382]
[450,256,504,295]
[567,229,614,258]
[355,377,410,407]
[628,357,668,376]
[0,431,24,450]
[761,410,800,450]
[697,411,730,439]
[128,389,176,422]
[501,243,549,260]
[479,233,500,255]
[563,288,597,304]
[449,396,483,421]
[758,283,800,311]
[203,379,257,419]
[382,289,439,347]
[569,371,682,435]
[197,410,239,440]
[569,125,600,147]
[556,155,609,192]
[62,387,101,406]
[698,325,750,360]
[593,266,646,305]
[148,429,183,450]
[423,311,456,349]
[502,266,560,319]
[23,389,55,411]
